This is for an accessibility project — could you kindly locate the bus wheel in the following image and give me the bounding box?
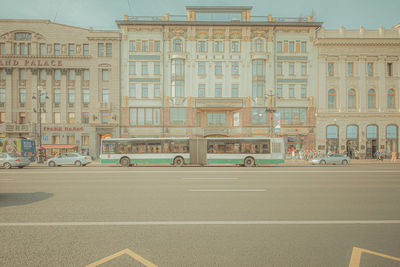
[244,157,255,167]
[120,157,131,167]
[173,157,184,167]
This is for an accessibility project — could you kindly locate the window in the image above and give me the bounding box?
[276,62,282,75]
[198,84,205,97]
[198,62,206,75]
[81,135,90,145]
[129,108,137,125]
[68,113,75,123]
[40,43,46,56]
[289,85,295,98]
[68,89,75,103]
[129,62,136,74]
[171,59,184,76]
[154,62,160,74]
[231,62,239,75]
[215,84,222,97]
[231,41,240,52]
[19,89,26,103]
[102,89,109,103]
[54,44,60,56]
[386,125,398,139]
[102,112,109,124]
[276,108,307,126]
[19,69,26,81]
[288,41,294,53]
[367,63,374,76]
[346,125,358,139]
[39,90,46,103]
[387,63,393,76]
[98,43,104,56]
[0,89,5,103]
[102,70,109,81]
[141,41,149,52]
[129,83,136,97]
[252,81,263,98]
[197,41,206,52]
[68,70,75,81]
[82,89,90,103]
[54,112,61,124]
[66,134,75,145]
[327,125,338,139]
[173,39,183,52]
[328,89,336,109]
[52,134,60,144]
[348,63,353,77]
[54,89,60,104]
[18,112,26,124]
[170,108,186,125]
[215,62,222,75]
[83,70,89,81]
[154,41,160,52]
[387,89,395,108]
[129,40,136,52]
[252,60,264,76]
[20,43,26,55]
[328,63,334,76]
[141,62,148,75]
[40,69,47,81]
[348,89,356,109]
[83,44,89,56]
[277,41,282,53]
[0,43,5,55]
[0,112,5,123]
[0,70,5,80]
[232,84,239,97]
[68,44,75,56]
[252,108,267,125]
[300,42,306,53]
[172,80,184,97]
[106,43,112,56]
[154,84,160,98]
[214,41,223,52]
[276,85,282,98]
[207,113,226,127]
[301,63,307,75]
[301,85,307,99]
[368,89,376,108]
[366,125,378,139]
[141,84,148,98]
[54,70,61,81]
[254,39,264,52]
[289,62,295,75]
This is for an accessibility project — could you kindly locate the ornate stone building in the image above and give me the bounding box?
[117,6,321,153]
[314,25,400,158]
[0,20,120,157]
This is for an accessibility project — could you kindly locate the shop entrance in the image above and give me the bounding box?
[346,140,359,159]
[366,139,378,159]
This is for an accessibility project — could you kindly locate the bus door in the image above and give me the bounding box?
[189,138,207,165]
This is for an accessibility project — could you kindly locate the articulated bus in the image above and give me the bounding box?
[100,137,285,167]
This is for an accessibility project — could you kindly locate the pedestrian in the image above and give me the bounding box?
[391,151,397,163]
[380,151,385,161]
[291,150,295,160]
[375,151,380,161]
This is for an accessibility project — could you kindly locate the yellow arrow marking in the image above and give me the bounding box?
[349,247,400,267]
[86,248,157,267]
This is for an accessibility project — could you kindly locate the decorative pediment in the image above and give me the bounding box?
[0,31,45,42]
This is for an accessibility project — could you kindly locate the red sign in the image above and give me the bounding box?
[43,127,83,132]
[0,59,63,67]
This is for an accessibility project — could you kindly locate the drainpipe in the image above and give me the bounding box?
[161,25,165,137]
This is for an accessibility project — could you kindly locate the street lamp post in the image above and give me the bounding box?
[32,87,48,163]
[265,90,276,138]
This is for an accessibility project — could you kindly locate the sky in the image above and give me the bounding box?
[0,0,399,30]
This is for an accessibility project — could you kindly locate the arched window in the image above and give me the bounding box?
[173,39,183,52]
[326,125,338,139]
[368,89,376,108]
[254,39,264,52]
[387,89,395,108]
[346,125,358,139]
[328,89,336,109]
[348,89,356,109]
[366,125,378,139]
[386,125,398,139]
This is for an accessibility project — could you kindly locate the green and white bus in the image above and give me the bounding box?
[100,137,285,167]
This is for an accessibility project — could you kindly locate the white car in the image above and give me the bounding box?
[46,153,92,167]
[310,154,351,165]
[0,152,31,169]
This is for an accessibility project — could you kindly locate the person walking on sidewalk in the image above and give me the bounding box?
[391,151,397,163]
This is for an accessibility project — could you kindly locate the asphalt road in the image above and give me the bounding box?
[0,164,400,266]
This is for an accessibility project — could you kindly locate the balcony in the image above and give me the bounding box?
[5,123,31,133]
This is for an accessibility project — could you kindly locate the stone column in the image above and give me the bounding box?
[45,69,53,123]
[5,68,13,122]
[359,57,366,112]
[60,69,67,124]
[75,69,82,123]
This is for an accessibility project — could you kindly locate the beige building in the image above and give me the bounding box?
[314,25,400,158]
[0,20,121,157]
[117,6,321,153]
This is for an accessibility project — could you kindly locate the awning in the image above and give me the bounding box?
[42,144,78,149]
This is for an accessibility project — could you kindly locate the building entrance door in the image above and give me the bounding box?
[326,139,339,154]
[366,139,378,159]
[346,140,359,159]
[386,139,398,158]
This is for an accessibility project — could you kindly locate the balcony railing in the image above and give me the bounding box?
[5,123,31,133]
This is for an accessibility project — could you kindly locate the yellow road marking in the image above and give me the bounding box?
[86,248,157,267]
[349,247,400,267]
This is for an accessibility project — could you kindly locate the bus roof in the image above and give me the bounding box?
[102,137,283,141]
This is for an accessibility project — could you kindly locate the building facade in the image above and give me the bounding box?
[314,25,400,158]
[117,6,321,153]
[0,20,120,157]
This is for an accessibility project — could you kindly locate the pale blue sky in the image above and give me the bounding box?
[1,0,399,30]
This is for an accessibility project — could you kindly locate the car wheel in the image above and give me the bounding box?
[320,160,326,165]
[74,161,82,167]
[3,162,11,169]
[120,157,130,167]
[173,157,184,167]
[244,157,255,167]
[49,161,56,167]
[341,160,348,166]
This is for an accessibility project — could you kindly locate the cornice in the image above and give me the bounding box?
[315,38,400,46]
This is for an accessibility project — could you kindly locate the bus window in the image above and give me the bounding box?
[250,144,257,154]
[170,141,189,153]
[216,142,225,153]
[163,142,170,153]
[134,143,146,153]
[241,143,251,153]
[207,144,215,153]
[262,141,271,154]
[147,143,161,153]
[102,143,116,154]
[226,142,240,153]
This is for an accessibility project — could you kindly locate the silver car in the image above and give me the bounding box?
[46,153,92,167]
[310,154,350,165]
[0,152,31,169]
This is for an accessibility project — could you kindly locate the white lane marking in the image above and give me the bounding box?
[0,179,13,181]
[188,189,266,192]
[0,220,400,226]
[182,178,239,180]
